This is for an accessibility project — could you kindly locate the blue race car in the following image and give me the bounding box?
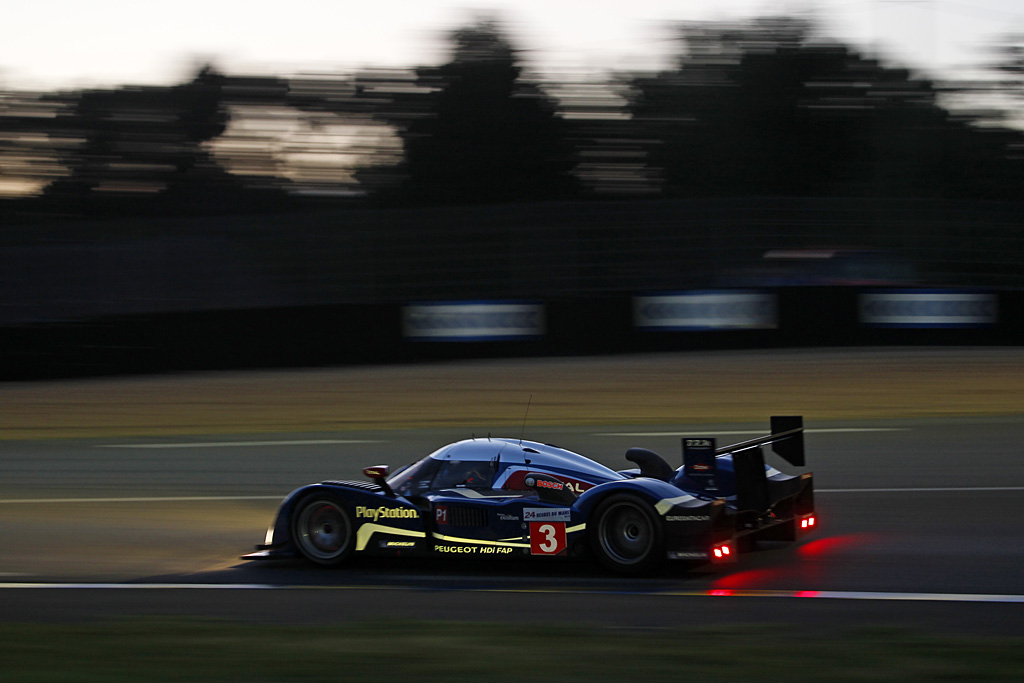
[244,416,815,575]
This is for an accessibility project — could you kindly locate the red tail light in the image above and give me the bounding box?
[712,542,734,561]
[800,515,817,530]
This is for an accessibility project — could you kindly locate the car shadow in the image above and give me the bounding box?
[136,541,807,593]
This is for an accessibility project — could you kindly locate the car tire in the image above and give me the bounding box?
[292,495,355,566]
[589,494,663,575]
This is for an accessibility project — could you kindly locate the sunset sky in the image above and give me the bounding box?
[1,0,1021,90]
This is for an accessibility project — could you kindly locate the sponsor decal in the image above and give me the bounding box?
[355,506,419,523]
[683,436,718,491]
[501,470,593,494]
[668,550,709,560]
[380,540,417,548]
[859,291,997,328]
[634,292,778,331]
[523,507,571,522]
[666,515,712,522]
[534,478,563,491]
[434,544,515,555]
[402,302,545,341]
[355,524,426,552]
[497,513,519,521]
[529,522,567,556]
[435,506,448,524]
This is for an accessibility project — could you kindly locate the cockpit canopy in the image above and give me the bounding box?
[386,437,623,497]
[388,457,496,496]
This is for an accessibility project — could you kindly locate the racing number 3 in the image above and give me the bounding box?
[529,522,567,556]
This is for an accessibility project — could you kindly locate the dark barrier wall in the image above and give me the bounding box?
[3,198,1024,330]
[3,289,1022,380]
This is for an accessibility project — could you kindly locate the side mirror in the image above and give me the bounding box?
[363,465,395,497]
[363,465,390,480]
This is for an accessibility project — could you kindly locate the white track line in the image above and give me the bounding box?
[96,439,384,449]
[596,428,908,437]
[818,486,1024,494]
[0,495,282,504]
[0,584,1022,603]
[673,590,1024,604]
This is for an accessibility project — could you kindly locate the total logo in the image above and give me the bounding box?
[565,480,590,494]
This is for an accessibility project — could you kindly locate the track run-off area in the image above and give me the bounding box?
[2,347,1024,633]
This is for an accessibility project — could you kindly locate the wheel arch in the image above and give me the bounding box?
[289,488,362,566]
[574,478,684,519]
[586,490,667,575]
[267,482,391,555]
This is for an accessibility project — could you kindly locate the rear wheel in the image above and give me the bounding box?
[589,494,663,575]
[292,496,355,566]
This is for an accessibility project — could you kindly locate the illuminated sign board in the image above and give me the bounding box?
[859,291,997,328]
[633,291,777,331]
[402,301,545,341]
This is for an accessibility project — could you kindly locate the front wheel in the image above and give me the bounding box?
[589,494,663,576]
[292,495,355,566]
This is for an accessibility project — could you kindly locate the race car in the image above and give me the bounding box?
[243,416,815,575]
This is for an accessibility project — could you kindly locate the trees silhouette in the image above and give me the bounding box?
[40,65,237,214]
[2,14,1023,218]
[627,18,1024,200]
[391,19,578,205]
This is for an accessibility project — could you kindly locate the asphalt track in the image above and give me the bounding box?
[2,348,1024,634]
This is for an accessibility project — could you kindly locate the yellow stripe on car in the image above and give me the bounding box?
[432,532,531,549]
[654,495,695,516]
[355,523,427,552]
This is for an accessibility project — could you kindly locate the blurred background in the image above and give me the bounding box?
[2,1,1023,378]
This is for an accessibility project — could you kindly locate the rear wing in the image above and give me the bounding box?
[681,416,805,511]
[718,415,804,467]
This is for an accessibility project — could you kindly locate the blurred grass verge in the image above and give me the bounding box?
[1,619,1023,682]
[3,348,1023,439]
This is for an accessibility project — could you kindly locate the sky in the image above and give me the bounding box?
[1,0,1023,91]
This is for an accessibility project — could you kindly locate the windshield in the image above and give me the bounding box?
[387,456,494,496]
[387,457,442,497]
[432,460,494,489]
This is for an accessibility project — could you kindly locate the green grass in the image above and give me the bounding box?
[2,620,1024,682]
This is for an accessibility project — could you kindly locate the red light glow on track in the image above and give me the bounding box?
[797,533,880,559]
[711,567,789,591]
[709,534,882,592]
